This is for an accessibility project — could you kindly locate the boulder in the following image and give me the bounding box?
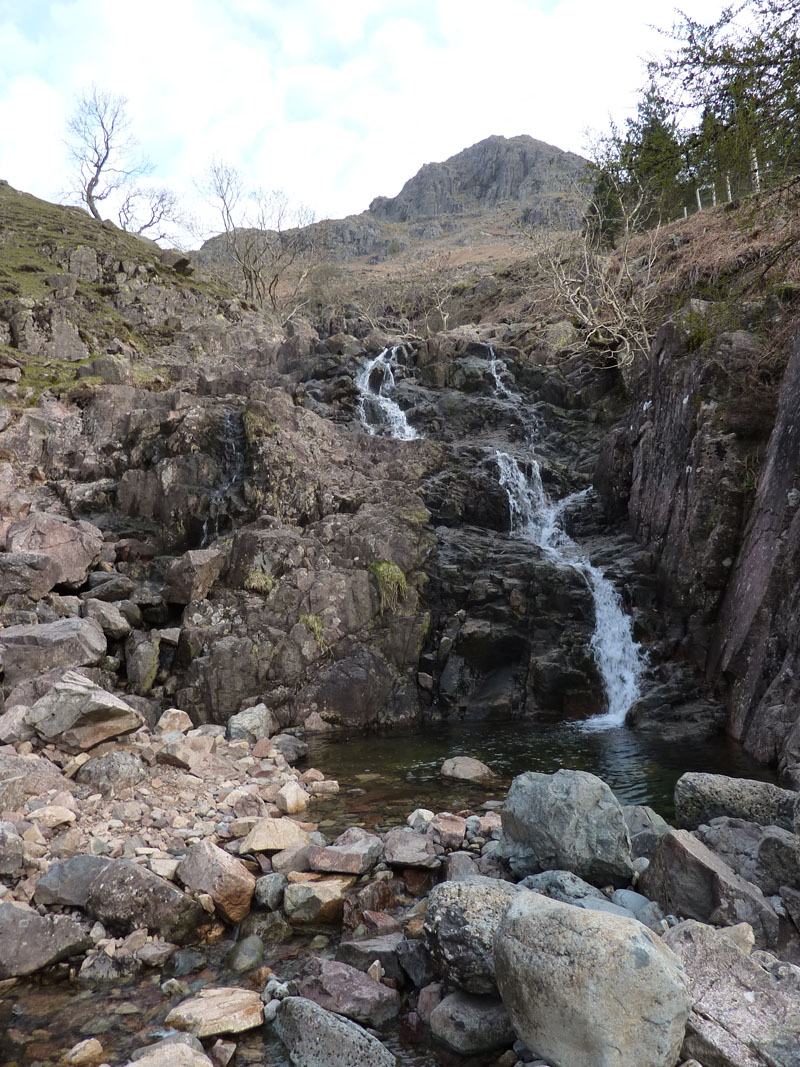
[127,1045,212,1067]
[663,920,800,1067]
[424,876,521,994]
[0,617,106,686]
[500,769,633,886]
[225,703,274,744]
[429,992,515,1055]
[239,817,309,854]
[254,872,288,911]
[0,751,73,798]
[0,902,92,978]
[83,598,132,639]
[694,817,800,896]
[640,829,780,947]
[383,827,440,869]
[622,804,671,859]
[335,932,406,983]
[176,840,255,923]
[24,671,143,751]
[273,996,395,1067]
[293,957,401,1027]
[283,876,354,924]
[276,781,310,814]
[675,772,800,833]
[164,987,263,1038]
[6,512,103,585]
[76,750,147,795]
[0,823,24,878]
[430,813,467,849]
[494,890,690,1067]
[308,826,383,875]
[33,855,111,907]
[162,549,226,605]
[271,733,308,764]
[85,859,204,943]
[0,551,60,601]
[440,755,496,782]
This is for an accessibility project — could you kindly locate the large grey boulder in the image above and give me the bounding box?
[24,671,143,751]
[424,876,521,994]
[85,859,204,943]
[675,772,800,833]
[76,750,147,795]
[663,920,800,1067]
[494,890,690,1067]
[0,902,92,978]
[226,703,274,744]
[273,996,395,1067]
[6,512,103,586]
[0,617,106,686]
[500,769,633,886]
[0,551,60,602]
[429,992,514,1055]
[694,817,800,896]
[33,855,111,907]
[622,803,672,859]
[639,829,780,947]
[335,932,406,983]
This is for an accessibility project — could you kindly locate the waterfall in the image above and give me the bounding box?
[485,344,518,401]
[496,450,643,728]
[356,347,419,440]
[202,412,245,546]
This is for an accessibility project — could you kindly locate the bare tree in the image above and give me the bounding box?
[117,185,184,244]
[204,160,316,318]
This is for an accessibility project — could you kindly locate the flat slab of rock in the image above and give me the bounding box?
[424,876,521,994]
[675,772,800,833]
[176,840,255,924]
[0,901,92,978]
[239,817,310,854]
[283,876,354,924]
[440,756,496,783]
[0,617,106,687]
[500,769,633,886]
[6,512,102,586]
[335,932,406,982]
[165,987,263,1038]
[639,829,779,947]
[308,826,383,875]
[430,992,515,1055]
[294,957,401,1027]
[664,919,800,1067]
[383,827,440,869]
[494,890,690,1067]
[274,996,395,1067]
[85,859,204,944]
[25,670,143,750]
[695,817,800,896]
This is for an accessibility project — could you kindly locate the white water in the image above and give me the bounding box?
[485,344,519,401]
[356,347,419,440]
[496,449,643,728]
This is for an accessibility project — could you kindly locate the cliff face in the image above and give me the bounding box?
[369,134,587,226]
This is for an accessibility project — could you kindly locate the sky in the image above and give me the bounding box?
[0,0,729,245]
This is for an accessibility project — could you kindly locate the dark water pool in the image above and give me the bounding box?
[306,719,776,834]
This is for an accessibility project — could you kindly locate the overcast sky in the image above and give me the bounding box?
[0,0,727,245]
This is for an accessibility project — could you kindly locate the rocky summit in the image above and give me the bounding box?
[1,136,800,1067]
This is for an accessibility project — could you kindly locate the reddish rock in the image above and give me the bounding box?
[6,512,103,586]
[294,957,401,1027]
[431,813,467,849]
[177,839,255,924]
[308,826,383,875]
[163,548,226,605]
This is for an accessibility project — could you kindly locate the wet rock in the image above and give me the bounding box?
[293,957,401,1027]
[440,755,496,782]
[694,817,800,896]
[494,891,690,1067]
[85,859,205,943]
[622,803,671,859]
[239,817,310,853]
[283,876,354,924]
[6,512,103,586]
[254,872,288,910]
[76,750,147,794]
[308,826,383,875]
[663,919,800,1067]
[383,827,440,869]
[396,938,435,988]
[518,869,606,905]
[226,703,274,744]
[0,551,60,601]
[640,829,780,947]
[424,876,522,994]
[0,617,106,687]
[176,839,255,923]
[430,992,515,1055]
[33,855,111,907]
[163,549,226,604]
[165,986,264,1037]
[675,772,800,833]
[24,670,142,750]
[226,933,263,973]
[335,932,406,983]
[500,769,633,886]
[274,996,395,1067]
[0,901,92,978]
[64,1038,105,1065]
[239,909,293,944]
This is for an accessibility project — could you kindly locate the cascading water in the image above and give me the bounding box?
[484,344,519,401]
[202,412,246,546]
[356,346,420,440]
[496,448,643,727]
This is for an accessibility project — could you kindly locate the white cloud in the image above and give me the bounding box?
[0,0,731,244]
